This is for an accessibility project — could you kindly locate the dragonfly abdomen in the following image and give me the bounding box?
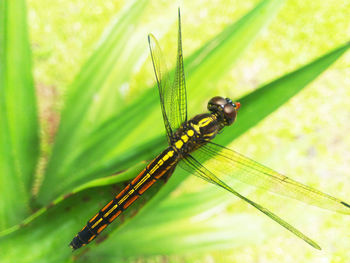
[70,147,178,250]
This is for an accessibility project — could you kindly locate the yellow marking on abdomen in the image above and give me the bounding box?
[118,189,134,205]
[150,163,159,174]
[134,173,151,190]
[104,203,118,218]
[116,185,130,199]
[91,218,102,229]
[101,200,113,212]
[131,169,146,185]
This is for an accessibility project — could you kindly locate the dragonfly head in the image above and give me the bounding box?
[208,96,240,126]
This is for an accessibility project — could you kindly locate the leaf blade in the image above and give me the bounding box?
[38,0,151,204]
[0,0,39,230]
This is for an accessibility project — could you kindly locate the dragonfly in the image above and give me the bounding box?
[69,10,350,251]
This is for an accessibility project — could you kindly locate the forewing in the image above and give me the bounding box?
[148,9,188,144]
[191,142,350,214]
[170,9,187,132]
[179,155,321,250]
[148,34,173,141]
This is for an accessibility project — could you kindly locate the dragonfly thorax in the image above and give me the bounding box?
[171,113,222,156]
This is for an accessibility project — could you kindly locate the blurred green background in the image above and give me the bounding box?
[1,0,350,262]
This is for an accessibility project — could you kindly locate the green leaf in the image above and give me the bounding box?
[37,0,287,206]
[0,0,39,230]
[37,0,151,204]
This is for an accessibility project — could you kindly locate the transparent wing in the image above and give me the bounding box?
[170,8,187,132]
[148,9,187,143]
[191,142,350,214]
[148,34,173,141]
[180,155,321,250]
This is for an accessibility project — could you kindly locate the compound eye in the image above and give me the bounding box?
[223,104,237,125]
[208,96,226,111]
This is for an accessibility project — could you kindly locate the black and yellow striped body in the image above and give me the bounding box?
[70,113,221,250]
[69,147,178,249]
